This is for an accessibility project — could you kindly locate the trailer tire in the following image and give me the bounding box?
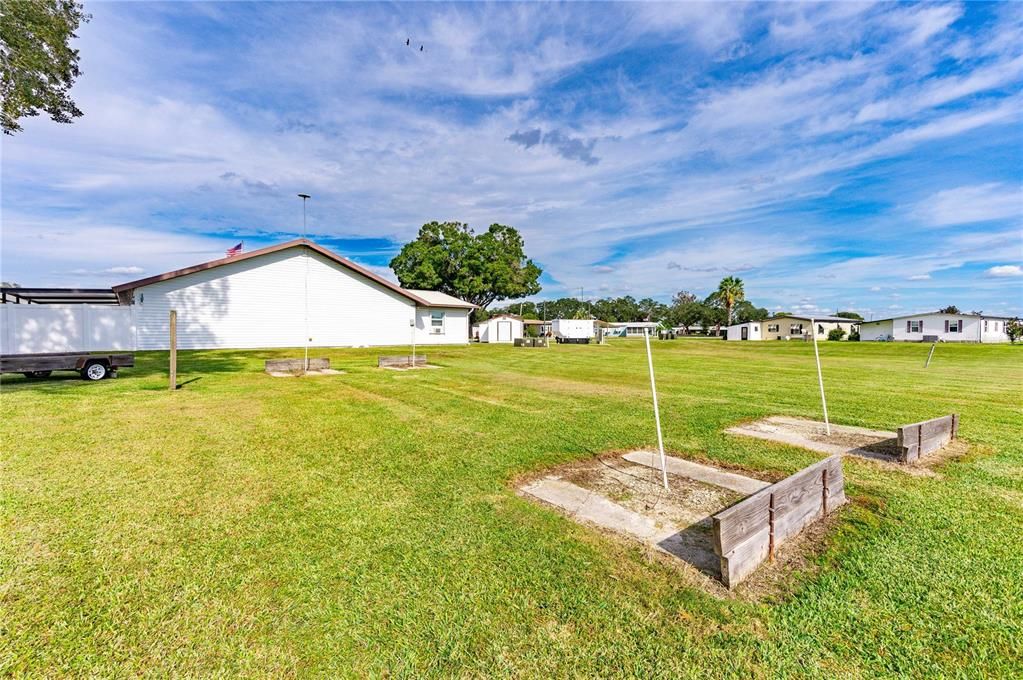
[82,361,108,381]
[23,371,53,379]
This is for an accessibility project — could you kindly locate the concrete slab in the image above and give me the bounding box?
[623,451,769,495]
[381,364,441,371]
[726,416,899,459]
[268,368,345,378]
[521,477,666,540]
[519,477,720,575]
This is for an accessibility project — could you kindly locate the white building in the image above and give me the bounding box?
[606,321,660,337]
[112,239,475,350]
[477,314,524,343]
[725,321,763,341]
[859,312,1013,343]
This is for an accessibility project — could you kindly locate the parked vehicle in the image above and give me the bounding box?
[1,304,135,381]
[1,352,134,380]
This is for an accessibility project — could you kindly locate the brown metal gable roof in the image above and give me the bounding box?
[111,238,436,306]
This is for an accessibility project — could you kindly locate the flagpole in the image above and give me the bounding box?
[299,193,311,372]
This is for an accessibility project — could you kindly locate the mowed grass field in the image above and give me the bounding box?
[2,339,1021,677]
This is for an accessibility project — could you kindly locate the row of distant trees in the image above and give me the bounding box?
[487,278,790,333]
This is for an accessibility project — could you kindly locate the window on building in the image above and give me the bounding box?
[984,320,989,332]
[767,324,779,333]
[995,322,1000,332]
[945,319,961,333]
[430,311,445,334]
[790,324,803,335]
[818,324,825,335]
[908,320,922,333]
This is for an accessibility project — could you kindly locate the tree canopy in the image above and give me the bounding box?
[1,0,90,134]
[835,311,864,321]
[708,276,745,325]
[390,221,542,312]
[938,305,961,314]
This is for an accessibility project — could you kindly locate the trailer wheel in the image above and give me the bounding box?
[22,371,53,379]
[82,361,108,381]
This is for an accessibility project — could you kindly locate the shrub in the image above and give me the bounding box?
[827,328,846,341]
[848,329,860,341]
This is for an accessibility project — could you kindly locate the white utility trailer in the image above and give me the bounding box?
[552,318,597,344]
[0,304,136,380]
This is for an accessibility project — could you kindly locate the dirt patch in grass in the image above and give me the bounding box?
[728,416,968,474]
[516,451,847,600]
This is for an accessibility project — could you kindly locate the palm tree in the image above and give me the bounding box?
[715,276,745,326]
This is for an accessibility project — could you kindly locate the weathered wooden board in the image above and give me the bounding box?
[713,490,771,556]
[896,414,958,463]
[377,355,427,368]
[265,357,330,372]
[712,455,844,589]
[719,526,771,588]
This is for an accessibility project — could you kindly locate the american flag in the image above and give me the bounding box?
[226,242,243,257]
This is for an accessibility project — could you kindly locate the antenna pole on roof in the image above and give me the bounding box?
[298,193,312,371]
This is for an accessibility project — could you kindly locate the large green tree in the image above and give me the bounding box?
[390,221,542,313]
[1,0,90,134]
[708,276,746,326]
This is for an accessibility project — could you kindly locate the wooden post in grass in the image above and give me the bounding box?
[925,342,936,368]
[644,329,669,490]
[811,318,830,436]
[169,309,177,391]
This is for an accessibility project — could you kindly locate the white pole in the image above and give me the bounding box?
[811,317,830,436]
[299,194,311,372]
[644,329,669,490]
[410,318,416,367]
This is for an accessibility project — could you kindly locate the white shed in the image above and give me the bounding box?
[725,321,763,341]
[112,239,475,350]
[478,315,524,343]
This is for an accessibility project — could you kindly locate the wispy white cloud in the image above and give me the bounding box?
[1,1,1021,318]
[987,265,1023,278]
[913,183,1023,227]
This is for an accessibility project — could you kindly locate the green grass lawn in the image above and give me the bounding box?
[2,339,1021,677]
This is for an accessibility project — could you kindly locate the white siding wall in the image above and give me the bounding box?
[132,248,468,350]
[859,320,893,341]
[413,307,470,346]
[980,318,1012,343]
[892,314,979,343]
[552,319,595,339]
[1,304,136,355]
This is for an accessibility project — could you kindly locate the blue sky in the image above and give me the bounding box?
[2,1,1021,319]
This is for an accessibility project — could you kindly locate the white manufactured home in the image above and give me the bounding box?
[606,321,660,337]
[726,315,859,341]
[111,239,474,350]
[477,314,524,343]
[859,312,1013,343]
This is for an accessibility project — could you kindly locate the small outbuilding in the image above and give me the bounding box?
[477,314,524,343]
[725,321,763,341]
